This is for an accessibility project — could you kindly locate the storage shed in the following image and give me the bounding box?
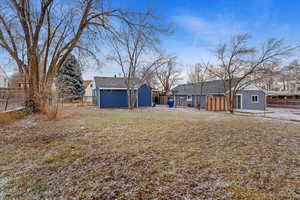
[172,79,266,110]
[93,76,152,108]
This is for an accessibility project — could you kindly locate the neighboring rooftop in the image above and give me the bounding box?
[94,76,141,89]
[267,91,300,96]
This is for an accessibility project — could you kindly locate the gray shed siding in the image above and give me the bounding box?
[237,90,266,110]
[175,95,206,108]
[175,95,192,107]
[199,95,206,109]
[191,95,196,107]
[193,95,206,109]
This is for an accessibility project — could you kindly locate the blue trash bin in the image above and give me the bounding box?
[168,99,174,108]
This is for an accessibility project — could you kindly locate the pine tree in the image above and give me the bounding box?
[56,55,85,100]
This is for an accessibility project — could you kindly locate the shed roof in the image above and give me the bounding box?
[172,79,240,95]
[94,76,141,89]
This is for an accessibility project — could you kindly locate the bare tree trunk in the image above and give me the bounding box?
[227,90,234,113]
[199,83,204,110]
[199,93,202,110]
[127,89,131,109]
[127,88,135,110]
[230,92,235,113]
[130,89,136,109]
[26,61,41,112]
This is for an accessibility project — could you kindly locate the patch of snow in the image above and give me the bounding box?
[266,107,300,121]
[80,120,86,129]
[235,109,270,114]
[0,177,8,200]
[0,106,25,113]
[235,107,300,122]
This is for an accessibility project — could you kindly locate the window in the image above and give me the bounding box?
[187,95,192,101]
[251,95,259,103]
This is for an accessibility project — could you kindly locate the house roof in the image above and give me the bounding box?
[94,76,141,89]
[172,80,225,95]
[83,80,93,89]
[172,79,243,95]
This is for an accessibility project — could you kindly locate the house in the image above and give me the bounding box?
[172,79,266,110]
[9,72,29,88]
[0,67,9,88]
[83,80,94,102]
[93,76,152,108]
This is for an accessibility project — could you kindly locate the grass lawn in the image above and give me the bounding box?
[0,106,299,199]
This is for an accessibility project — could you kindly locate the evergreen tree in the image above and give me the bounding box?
[56,55,85,100]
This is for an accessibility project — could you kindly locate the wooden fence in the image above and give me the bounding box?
[267,98,300,108]
[158,96,169,105]
[267,99,300,106]
[153,95,169,105]
[206,96,226,111]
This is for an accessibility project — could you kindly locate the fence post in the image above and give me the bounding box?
[4,97,9,111]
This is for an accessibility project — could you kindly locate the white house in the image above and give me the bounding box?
[0,66,9,88]
[83,80,94,102]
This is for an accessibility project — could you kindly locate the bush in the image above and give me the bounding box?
[0,108,29,125]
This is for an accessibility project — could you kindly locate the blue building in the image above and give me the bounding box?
[93,76,152,108]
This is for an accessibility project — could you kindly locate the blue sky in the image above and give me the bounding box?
[2,0,300,80]
[96,0,300,79]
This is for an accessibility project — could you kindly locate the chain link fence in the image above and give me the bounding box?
[0,88,25,112]
[0,87,95,113]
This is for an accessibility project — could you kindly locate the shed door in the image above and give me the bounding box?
[138,84,152,107]
[236,95,242,109]
[100,90,128,108]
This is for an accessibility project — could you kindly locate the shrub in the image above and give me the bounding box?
[0,108,29,125]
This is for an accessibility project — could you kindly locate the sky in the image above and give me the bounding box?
[87,0,300,80]
[1,0,300,81]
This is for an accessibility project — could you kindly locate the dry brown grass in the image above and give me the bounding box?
[39,102,72,121]
[0,109,28,125]
[0,106,299,199]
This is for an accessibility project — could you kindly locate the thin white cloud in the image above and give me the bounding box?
[172,15,245,46]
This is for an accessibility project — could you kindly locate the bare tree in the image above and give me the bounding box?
[0,0,142,112]
[138,66,159,89]
[254,63,280,91]
[108,12,170,109]
[188,62,210,109]
[209,34,297,113]
[156,57,181,94]
[187,63,207,83]
[254,60,300,92]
